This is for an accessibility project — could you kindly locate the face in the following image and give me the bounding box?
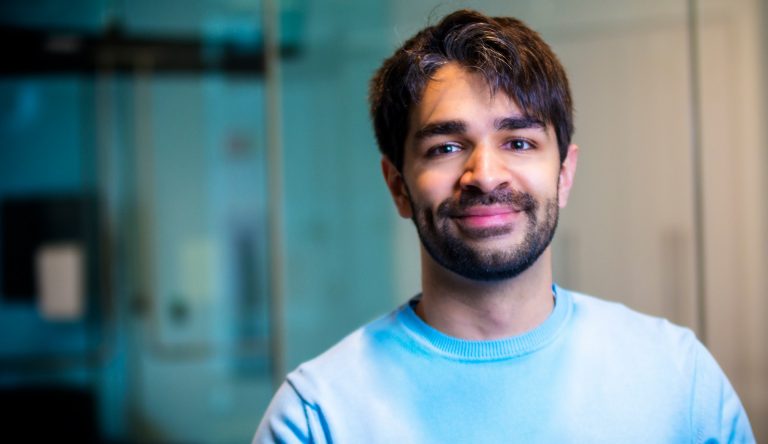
[383,63,578,282]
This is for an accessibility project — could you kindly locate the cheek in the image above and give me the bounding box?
[410,169,458,208]
[509,161,560,198]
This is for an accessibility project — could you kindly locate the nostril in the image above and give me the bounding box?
[460,168,509,194]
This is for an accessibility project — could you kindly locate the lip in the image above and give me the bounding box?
[453,206,520,229]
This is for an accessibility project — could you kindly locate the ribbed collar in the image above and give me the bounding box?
[398,285,572,361]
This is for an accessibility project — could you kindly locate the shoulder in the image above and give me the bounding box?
[562,288,699,371]
[567,289,695,340]
[253,308,409,443]
[304,304,405,368]
[557,288,754,441]
[285,304,408,403]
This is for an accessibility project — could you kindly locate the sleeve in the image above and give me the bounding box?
[252,380,330,444]
[690,341,755,444]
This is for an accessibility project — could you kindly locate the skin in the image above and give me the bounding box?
[382,63,579,340]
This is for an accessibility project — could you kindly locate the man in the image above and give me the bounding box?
[254,9,754,443]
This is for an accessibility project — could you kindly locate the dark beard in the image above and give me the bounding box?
[411,187,559,282]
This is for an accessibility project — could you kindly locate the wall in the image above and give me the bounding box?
[697,0,768,439]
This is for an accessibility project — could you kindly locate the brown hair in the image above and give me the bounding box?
[369,9,574,171]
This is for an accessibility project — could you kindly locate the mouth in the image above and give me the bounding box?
[452,206,521,230]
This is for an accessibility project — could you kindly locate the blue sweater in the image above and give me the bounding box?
[254,287,754,443]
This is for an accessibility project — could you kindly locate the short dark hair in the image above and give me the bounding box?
[369,9,574,171]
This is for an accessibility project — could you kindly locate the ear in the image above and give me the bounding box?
[557,144,579,208]
[381,156,413,219]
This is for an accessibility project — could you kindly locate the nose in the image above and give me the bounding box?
[459,143,509,193]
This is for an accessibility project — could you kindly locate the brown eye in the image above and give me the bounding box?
[427,143,462,157]
[510,139,533,150]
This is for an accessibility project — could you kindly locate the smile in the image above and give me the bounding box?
[453,206,521,230]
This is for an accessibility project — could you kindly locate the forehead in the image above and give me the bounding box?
[411,64,522,127]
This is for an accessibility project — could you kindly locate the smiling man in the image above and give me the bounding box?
[254,10,754,443]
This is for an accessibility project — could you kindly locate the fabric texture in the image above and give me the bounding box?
[253,286,755,443]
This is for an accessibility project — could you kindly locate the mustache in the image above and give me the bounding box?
[436,188,537,217]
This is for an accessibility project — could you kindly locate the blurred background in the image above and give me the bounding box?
[0,0,765,442]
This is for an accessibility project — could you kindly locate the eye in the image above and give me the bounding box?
[426,143,462,157]
[508,138,534,151]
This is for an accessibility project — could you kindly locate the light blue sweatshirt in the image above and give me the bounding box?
[254,287,754,443]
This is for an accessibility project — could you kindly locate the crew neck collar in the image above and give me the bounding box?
[398,285,572,361]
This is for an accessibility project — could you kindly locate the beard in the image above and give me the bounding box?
[410,186,559,282]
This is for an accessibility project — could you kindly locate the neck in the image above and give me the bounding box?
[416,247,555,340]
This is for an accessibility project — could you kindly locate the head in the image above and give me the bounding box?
[369,10,578,283]
[369,9,574,173]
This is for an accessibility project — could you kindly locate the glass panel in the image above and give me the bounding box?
[125,72,273,442]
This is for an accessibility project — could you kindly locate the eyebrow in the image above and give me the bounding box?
[413,116,546,141]
[495,116,546,131]
[413,120,467,141]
